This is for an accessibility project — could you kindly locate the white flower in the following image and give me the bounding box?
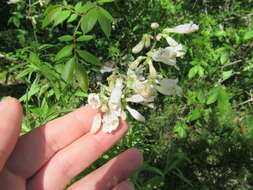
[100,66,114,73]
[165,36,179,47]
[126,106,146,122]
[88,94,101,109]
[151,22,159,29]
[152,48,177,66]
[108,79,123,114]
[147,59,157,78]
[133,80,157,100]
[129,56,146,70]
[156,78,182,96]
[102,111,120,133]
[165,21,199,34]
[90,113,102,134]
[132,40,145,54]
[165,44,186,57]
[7,0,21,4]
[126,94,153,103]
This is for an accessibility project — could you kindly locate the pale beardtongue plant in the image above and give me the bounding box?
[88,21,199,134]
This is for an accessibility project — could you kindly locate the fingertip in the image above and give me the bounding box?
[126,148,143,170]
[113,179,135,190]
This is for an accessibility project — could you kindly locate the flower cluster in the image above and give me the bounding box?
[88,21,199,133]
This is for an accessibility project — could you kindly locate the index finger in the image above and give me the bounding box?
[6,105,98,179]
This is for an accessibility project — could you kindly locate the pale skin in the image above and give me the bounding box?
[0,97,143,190]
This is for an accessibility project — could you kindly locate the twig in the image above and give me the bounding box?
[235,98,253,108]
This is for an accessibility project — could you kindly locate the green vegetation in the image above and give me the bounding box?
[1,0,253,189]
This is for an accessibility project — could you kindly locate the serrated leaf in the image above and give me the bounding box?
[81,8,98,34]
[67,14,78,23]
[76,35,95,42]
[77,50,102,66]
[98,7,114,22]
[98,12,111,38]
[54,10,71,26]
[55,45,73,61]
[76,63,89,92]
[58,35,74,42]
[62,57,76,83]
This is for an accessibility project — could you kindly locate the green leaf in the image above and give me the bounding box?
[220,51,229,65]
[62,57,76,83]
[173,122,189,139]
[76,2,95,14]
[188,66,198,79]
[187,109,201,121]
[98,11,111,38]
[42,6,62,28]
[29,52,41,66]
[56,45,73,61]
[58,35,74,42]
[207,87,219,105]
[77,50,102,66]
[76,63,89,92]
[97,0,115,4]
[81,8,98,34]
[98,7,114,22]
[67,14,78,23]
[243,29,253,41]
[222,70,233,81]
[54,10,71,26]
[76,35,95,42]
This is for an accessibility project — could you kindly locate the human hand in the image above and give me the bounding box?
[0,97,143,190]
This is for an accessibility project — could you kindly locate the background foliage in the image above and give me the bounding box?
[1,0,253,189]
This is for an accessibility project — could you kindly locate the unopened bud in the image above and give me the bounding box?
[151,22,159,29]
[155,34,162,41]
[132,40,145,54]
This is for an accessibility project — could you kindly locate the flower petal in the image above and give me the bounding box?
[90,113,102,134]
[166,22,199,34]
[126,106,146,122]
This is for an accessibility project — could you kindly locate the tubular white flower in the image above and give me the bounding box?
[132,40,145,54]
[7,0,21,4]
[126,94,153,103]
[109,79,123,113]
[102,111,120,133]
[90,113,102,134]
[165,36,179,47]
[126,106,146,122]
[100,66,114,73]
[147,59,157,78]
[156,78,182,96]
[165,21,199,34]
[133,80,157,100]
[165,45,186,57]
[152,48,177,66]
[88,93,101,109]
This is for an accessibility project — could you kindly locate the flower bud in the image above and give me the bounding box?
[151,22,159,29]
[155,34,162,41]
[132,40,145,54]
